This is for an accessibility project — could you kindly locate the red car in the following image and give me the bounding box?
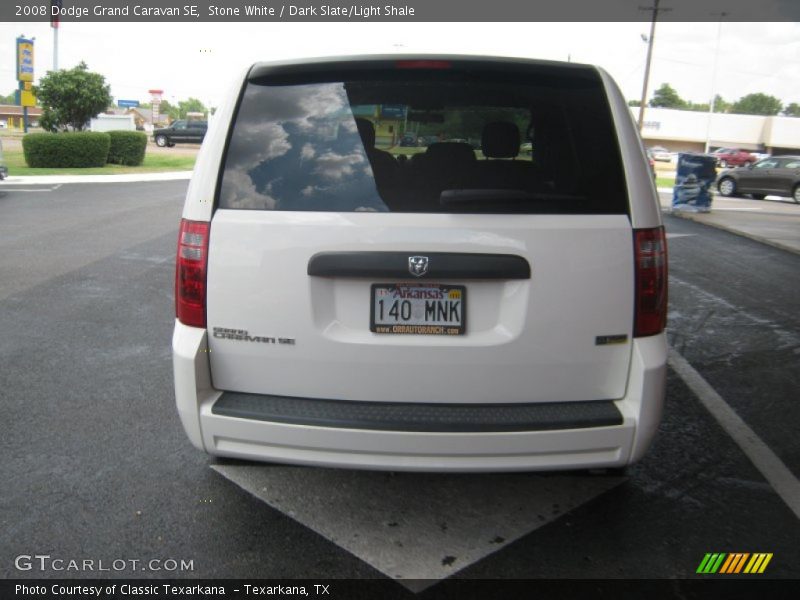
[710,147,757,169]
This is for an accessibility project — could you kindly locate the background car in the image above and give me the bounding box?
[649,146,672,162]
[399,134,418,147]
[716,155,800,202]
[153,119,207,147]
[709,147,756,169]
[417,135,440,147]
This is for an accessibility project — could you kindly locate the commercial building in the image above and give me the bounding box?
[0,104,43,129]
[633,107,800,155]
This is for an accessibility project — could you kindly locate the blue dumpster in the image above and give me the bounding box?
[672,152,717,213]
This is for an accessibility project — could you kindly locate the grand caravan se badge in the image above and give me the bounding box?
[213,327,295,345]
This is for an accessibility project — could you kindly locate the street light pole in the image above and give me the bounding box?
[53,25,58,71]
[51,0,61,70]
[704,14,726,154]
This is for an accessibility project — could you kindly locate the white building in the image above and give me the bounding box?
[632,107,800,155]
[89,113,135,132]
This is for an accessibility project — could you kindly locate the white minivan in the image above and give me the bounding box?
[173,55,667,472]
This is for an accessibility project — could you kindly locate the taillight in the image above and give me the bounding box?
[634,226,668,337]
[175,219,210,328]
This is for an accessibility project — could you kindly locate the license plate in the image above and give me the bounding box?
[370,283,466,335]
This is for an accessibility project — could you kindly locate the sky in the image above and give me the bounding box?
[1,21,799,110]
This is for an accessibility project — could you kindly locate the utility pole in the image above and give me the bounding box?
[704,13,727,154]
[637,0,671,132]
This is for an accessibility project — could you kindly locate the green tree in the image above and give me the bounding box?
[731,93,782,116]
[649,83,686,109]
[34,62,112,131]
[628,99,641,107]
[783,102,800,117]
[135,101,174,123]
[143,98,208,121]
[1,90,17,104]
[685,101,709,112]
[153,99,179,121]
[711,94,731,113]
[683,95,730,113]
[177,97,207,119]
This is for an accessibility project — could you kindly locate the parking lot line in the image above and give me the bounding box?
[668,347,800,521]
[0,184,62,192]
[711,207,763,212]
[212,464,624,588]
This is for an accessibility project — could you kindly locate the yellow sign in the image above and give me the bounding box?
[21,90,37,107]
[23,81,32,91]
[17,38,34,82]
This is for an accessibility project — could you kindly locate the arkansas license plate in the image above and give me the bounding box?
[370,283,466,335]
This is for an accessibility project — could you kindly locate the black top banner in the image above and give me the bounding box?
[4,0,800,23]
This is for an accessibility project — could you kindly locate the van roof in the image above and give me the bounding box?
[248,54,601,83]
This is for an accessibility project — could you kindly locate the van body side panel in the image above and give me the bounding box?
[182,68,249,223]
[596,67,663,229]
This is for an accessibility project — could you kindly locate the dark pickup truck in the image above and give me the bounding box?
[153,120,207,147]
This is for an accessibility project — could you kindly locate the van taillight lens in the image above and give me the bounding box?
[175,219,210,328]
[634,227,668,337]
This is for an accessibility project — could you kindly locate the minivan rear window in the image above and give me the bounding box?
[218,66,628,214]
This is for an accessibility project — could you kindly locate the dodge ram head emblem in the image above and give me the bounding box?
[408,256,429,277]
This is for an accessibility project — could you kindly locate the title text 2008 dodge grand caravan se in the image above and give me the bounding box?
[172,56,667,472]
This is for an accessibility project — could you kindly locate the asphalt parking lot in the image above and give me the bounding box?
[0,181,798,593]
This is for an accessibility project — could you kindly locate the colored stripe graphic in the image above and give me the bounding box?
[698,553,773,574]
[720,553,749,574]
[733,553,750,573]
[744,553,773,574]
[719,554,735,573]
[697,553,726,574]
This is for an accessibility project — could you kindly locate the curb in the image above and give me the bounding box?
[3,171,193,185]
[658,185,800,256]
[664,209,800,257]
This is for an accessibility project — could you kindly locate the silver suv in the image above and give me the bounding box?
[173,56,667,472]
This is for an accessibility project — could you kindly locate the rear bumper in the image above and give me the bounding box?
[173,321,666,472]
